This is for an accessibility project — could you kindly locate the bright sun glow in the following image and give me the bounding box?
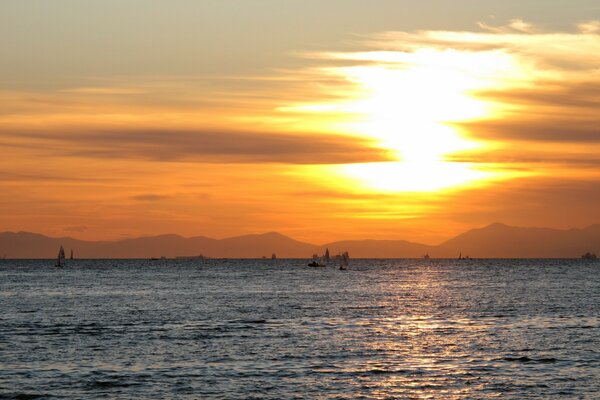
[285,48,523,192]
[342,161,492,192]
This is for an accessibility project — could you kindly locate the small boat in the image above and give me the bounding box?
[308,261,326,267]
[55,245,66,267]
[582,252,597,260]
[271,253,277,260]
[308,248,330,267]
[423,253,430,260]
[70,249,73,260]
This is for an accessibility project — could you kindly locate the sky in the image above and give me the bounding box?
[1,1,600,244]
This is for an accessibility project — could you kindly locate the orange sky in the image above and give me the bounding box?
[1,2,600,244]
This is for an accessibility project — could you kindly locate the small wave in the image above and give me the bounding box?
[502,356,557,364]
[87,380,135,389]
[365,368,404,375]
[231,319,269,324]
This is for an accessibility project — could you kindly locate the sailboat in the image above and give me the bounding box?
[70,249,73,260]
[55,245,66,267]
[324,248,330,263]
[339,251,349,270]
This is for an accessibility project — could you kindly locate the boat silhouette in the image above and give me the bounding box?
[55,246,66,267]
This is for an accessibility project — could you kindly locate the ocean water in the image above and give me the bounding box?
[1,259,599,399]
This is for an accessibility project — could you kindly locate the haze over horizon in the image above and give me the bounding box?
[2,1,600,245]
[2,222,599,259]
[4,221,600,244]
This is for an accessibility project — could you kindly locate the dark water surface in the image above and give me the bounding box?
[1,259,599,399]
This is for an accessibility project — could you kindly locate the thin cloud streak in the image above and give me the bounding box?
[3,129,391,165]
[131,194,170,202]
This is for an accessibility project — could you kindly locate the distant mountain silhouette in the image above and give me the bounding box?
[1,223,599,259]
[0,232,100,259]
[215,232,316,258]
[440,222,600,258]
[0,231,316,258]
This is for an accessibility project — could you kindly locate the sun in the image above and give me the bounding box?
[283,47,521,192]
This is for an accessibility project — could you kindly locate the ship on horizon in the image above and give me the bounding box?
[581,252,597,260]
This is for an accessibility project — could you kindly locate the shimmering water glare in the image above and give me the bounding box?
[1,259,599,399]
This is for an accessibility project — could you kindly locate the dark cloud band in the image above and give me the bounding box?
[2,129,391,165]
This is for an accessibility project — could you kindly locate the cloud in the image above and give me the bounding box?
[63,87,150,95]
[341,21,600,72]
[132,194,169,201]
[458,118,600,143]
[478,19,537,34]
[578,21,600,34]
[0,170,96,182]
[6,128,391,165]
[314,22,600,152]
[476,82,600,111]
[446,150,600,168]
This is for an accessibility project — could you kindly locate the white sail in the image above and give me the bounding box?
[56,245,66,267]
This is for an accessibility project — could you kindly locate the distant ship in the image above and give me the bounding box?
[55,245,66,267]
[581,252,597,260]
[271,253,277,260]
[423,253,430,260]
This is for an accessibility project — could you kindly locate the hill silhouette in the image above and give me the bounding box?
[440,223,600,258]
[0,231,316,259]
[1,223,599,259]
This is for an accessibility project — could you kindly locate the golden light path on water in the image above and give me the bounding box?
[283,48,528,193]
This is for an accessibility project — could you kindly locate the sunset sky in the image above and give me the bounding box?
[1,1,600,244]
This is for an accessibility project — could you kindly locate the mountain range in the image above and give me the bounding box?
[1,223,599,259]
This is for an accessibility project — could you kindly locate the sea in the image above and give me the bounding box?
[1,259,599,399]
